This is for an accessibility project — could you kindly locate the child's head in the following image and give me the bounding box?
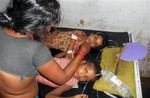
[74,60,101,82]
[86,32,108,50]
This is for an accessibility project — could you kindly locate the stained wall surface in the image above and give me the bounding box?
[0,0,149,77]
[58,0,150,77]
[0,0,10,12]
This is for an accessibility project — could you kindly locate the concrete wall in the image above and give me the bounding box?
[0,0,149,77]
[58,0,150,77]
[0,0,10,11]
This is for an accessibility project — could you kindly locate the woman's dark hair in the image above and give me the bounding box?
[0,0,61,35]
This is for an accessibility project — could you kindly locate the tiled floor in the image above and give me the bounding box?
[141,77,150,98]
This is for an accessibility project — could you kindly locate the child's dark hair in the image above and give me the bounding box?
[94,32,109,50]
[86,59,102,81]
[0,0,61,35]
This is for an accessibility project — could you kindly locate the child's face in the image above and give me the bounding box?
[74,63,96,82]
[87,33,104,48]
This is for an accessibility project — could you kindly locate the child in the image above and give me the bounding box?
[34,30,108,58]
[36,57,101,88]
[36,57,101,98]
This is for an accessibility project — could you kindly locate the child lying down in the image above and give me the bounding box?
[36,57,101,98]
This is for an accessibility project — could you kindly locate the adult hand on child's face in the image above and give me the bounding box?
[80,43,91,54]
[72,94,88,98]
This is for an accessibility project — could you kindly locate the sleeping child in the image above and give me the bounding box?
[36,57,101,88]
[36,57,101,98]
[34,29,108,59]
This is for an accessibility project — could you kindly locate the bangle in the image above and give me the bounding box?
[71,34,77,40]
[67,50,74,54]
[74,49,86,60]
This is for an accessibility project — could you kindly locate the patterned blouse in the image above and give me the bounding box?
[48,30,87,52]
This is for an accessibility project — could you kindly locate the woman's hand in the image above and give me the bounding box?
[72,94,88,98]
[80,42,91,54]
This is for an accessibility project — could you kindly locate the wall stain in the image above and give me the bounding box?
[79,19,84,26]
[136,31,150,77]
[141,40,150,77]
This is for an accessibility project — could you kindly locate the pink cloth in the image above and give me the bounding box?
[36,58,79,88]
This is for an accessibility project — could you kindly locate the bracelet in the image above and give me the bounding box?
[71,34,77,40]
[67,50,74,54]
[74,49,86,60]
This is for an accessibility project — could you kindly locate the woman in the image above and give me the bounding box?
[0,0,90,98]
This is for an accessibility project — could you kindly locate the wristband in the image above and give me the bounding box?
[71,34,77,40]
[67,50,74,54]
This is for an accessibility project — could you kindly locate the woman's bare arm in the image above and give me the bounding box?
[38,43,91,85]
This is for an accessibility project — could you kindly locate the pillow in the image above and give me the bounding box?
[93,48,136,98]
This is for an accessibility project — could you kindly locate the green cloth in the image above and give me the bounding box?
[93,48,136,98]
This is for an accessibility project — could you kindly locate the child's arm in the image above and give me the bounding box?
[45,84,88,98]
[66,30,87,59]
[67,38,76,59]
[45,84,72,98]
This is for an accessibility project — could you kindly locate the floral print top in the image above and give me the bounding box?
[48,30,87,52]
